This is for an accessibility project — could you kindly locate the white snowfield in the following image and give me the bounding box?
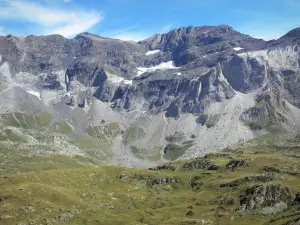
[27,90,41,100]
[145,50,161,55]
[137,61,180,76]
[233,47,244,51]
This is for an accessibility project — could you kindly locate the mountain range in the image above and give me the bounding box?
[0,24,300,168]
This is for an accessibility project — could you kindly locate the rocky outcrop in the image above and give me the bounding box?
[240,85,289,130]
[263,165,281,173]
[220,174,276,188]
[152,177,180,185]
[92,65,236,115]
[134,174,180,186]
[189,176,203,191]
[262,165,300,176]
[285,219,300,225]
[44,209,81,223]
[222,54,266,92]
[293,193,300,205]
[216,196,235,205]
[226,159,249,170]
[149,163,176,171]
[239,183,294,212]
[183,158,216,170]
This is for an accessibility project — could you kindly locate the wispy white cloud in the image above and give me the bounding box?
[0,0,102,37]
[103,25,150,42]
[160,24,173,33]
[49,18,100,37]
[64,0,72,2]
[104,24,173,42]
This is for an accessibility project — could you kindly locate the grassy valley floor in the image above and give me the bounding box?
[1,133,300,224]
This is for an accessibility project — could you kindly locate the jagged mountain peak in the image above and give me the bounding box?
[139,24,263,53]
[184,24,236,35]
[147,24,237,39]
[281,27,300,38]
[74,32,141,46]
[24,34,68,43]
[141,24,238,45]
[75,32,108,40]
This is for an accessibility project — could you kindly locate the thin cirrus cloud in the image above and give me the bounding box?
[108,25,173,42]
[0,0,102,37]
[160,24,173,33]
[49,17,101,38]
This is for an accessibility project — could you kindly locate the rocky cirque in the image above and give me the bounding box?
[1,25,300,166]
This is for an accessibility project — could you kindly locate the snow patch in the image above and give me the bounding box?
[137,61,180,76]
[145,50,161,56]
[233,47,244,51]
[0,61,11,76]
[123,80,133,85]
[106,72,132,85]
[27,90,41,100]
[107,73,124,84]
[175,72,182,76]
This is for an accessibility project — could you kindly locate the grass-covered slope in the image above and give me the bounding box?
[0,112,122,174]
[1,133,300,224]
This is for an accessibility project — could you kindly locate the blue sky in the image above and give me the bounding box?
[0,0,299,41]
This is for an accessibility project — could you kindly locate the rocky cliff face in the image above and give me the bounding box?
[1,25,300,166]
